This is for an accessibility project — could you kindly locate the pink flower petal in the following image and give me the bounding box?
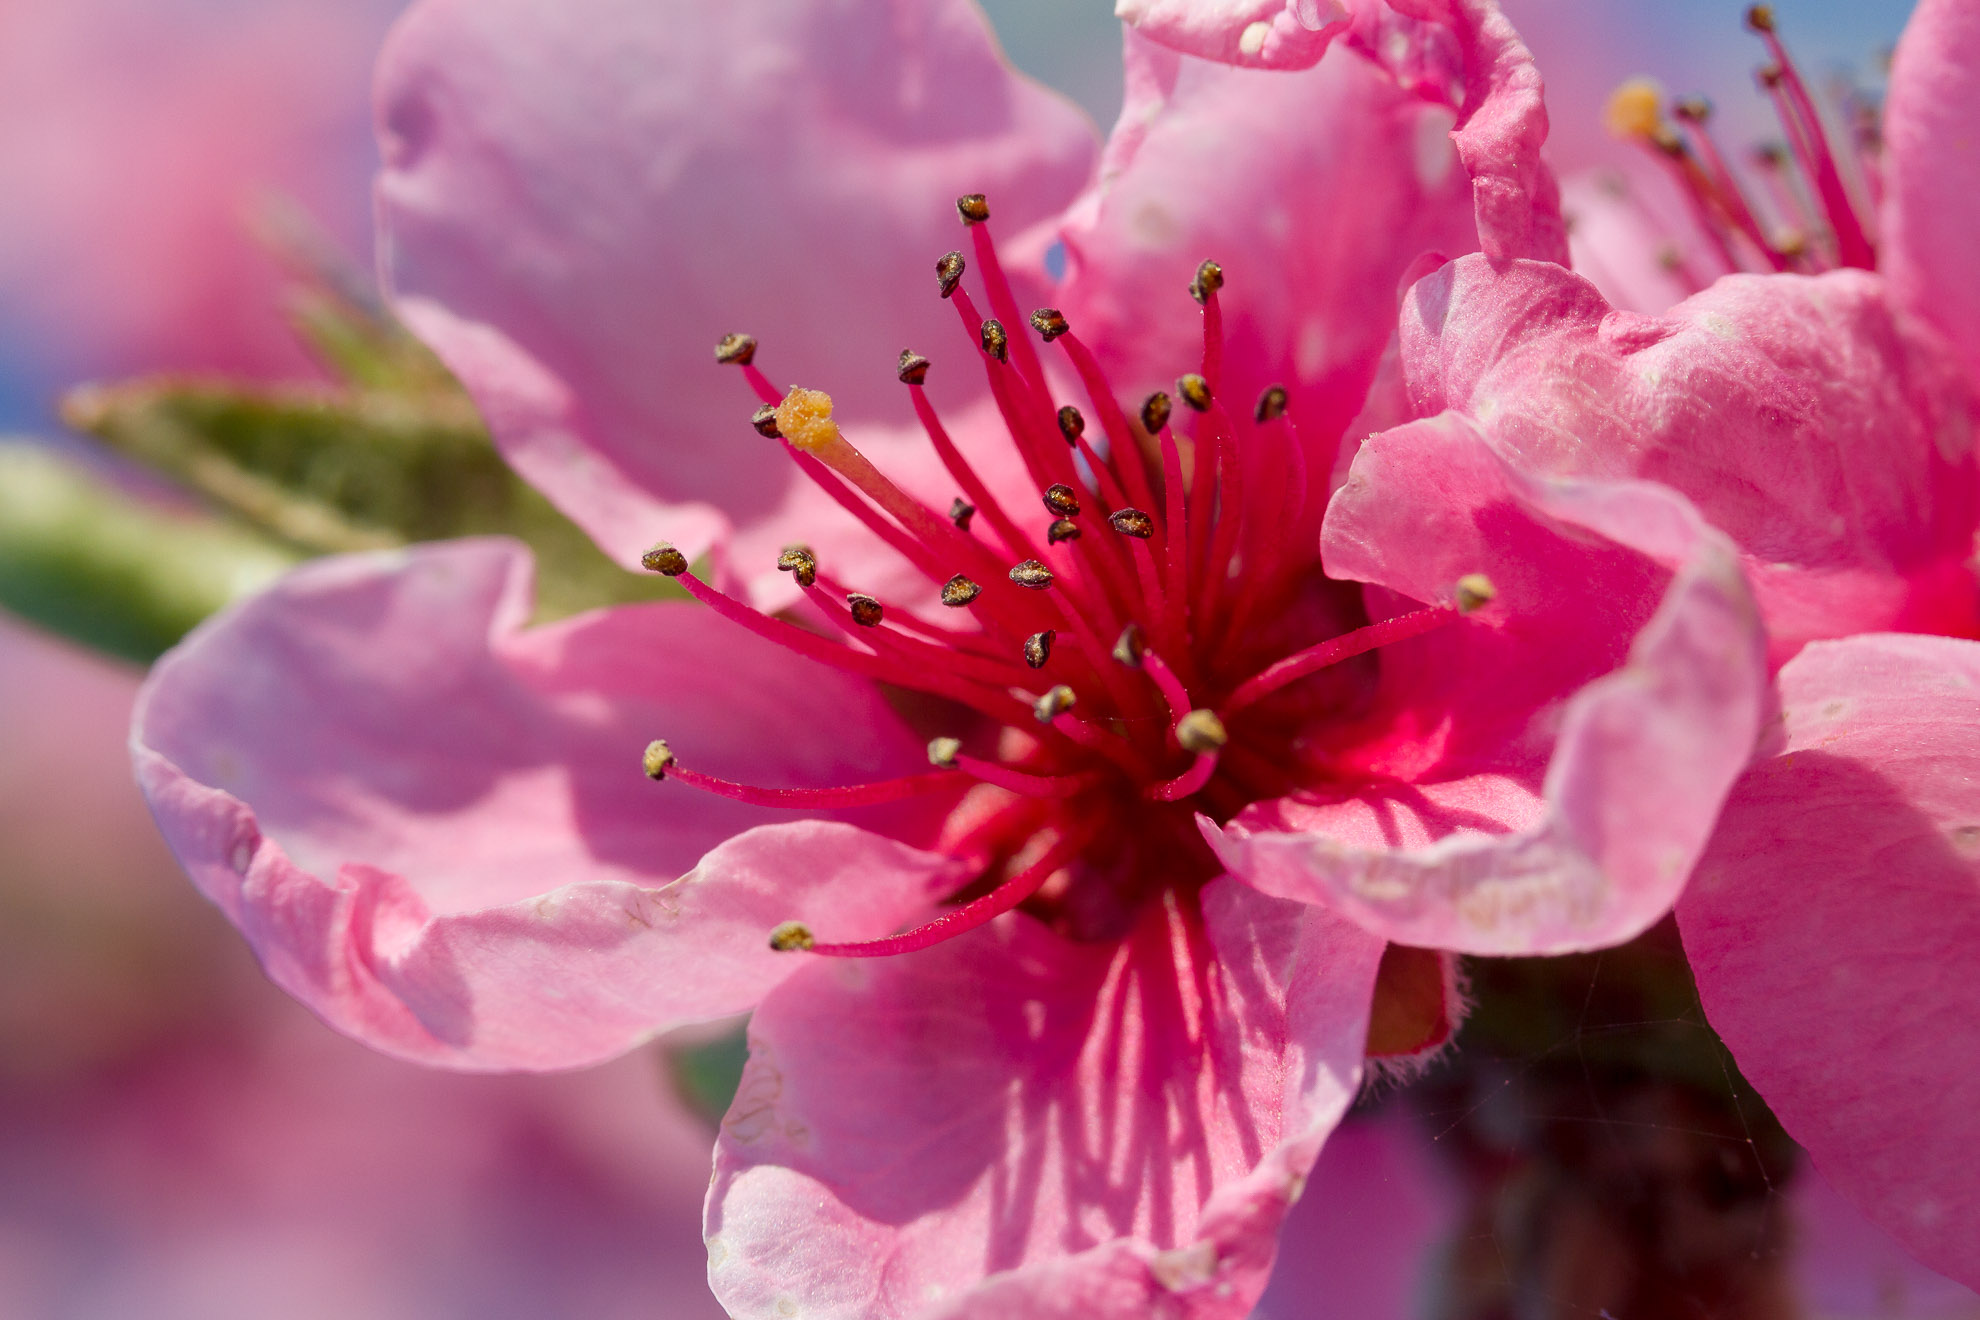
[133,539,960,1069]
[375,0,1098,594]
[1678,632,1980,1291]
[704,878,1386,1318]
[1213,412,1765,955]
[1404,257,1980,660]
[1055,26,1477,471]
[1883,0,1980,385]
[1113,0,1565,265]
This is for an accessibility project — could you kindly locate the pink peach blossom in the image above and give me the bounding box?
[1319,0,1980,1290]
[134,0,1771,1314]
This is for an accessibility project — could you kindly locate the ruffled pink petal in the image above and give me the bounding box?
[1882,0,1980,385]
[1678,632,1980,1291]
[704,878,1386,1319]
[1055,26,1477,470]
[376,0,1098,594]
[1404,257,1980,660]
[133,539,960,1069]
[1212,412,1765,955]
[1113,0,1565,265]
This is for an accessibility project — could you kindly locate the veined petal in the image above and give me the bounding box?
[1214,413,1766,955]
[704,879,1385,1319]
[133,539,958,1069]
[1056,26,1477,472]
[376,0,1098,597]
[1883,0,1980,385]
[1679,633,1980,1292]
[1404,258,1980,661]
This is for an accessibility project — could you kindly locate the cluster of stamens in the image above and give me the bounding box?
[639,193,1490,958]
[1602,4,1880,285]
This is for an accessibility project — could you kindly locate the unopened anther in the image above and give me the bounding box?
[897,349,931,385]
[949,497,977,532]
[980,319,1010,363]
[1023,630,1055,669]
[848,594,884,627]
[1757,63,1784,90]
[1056,406,1085,446]
[928,736,962,769]
[751,403,781,438]
[937,251,966,299]
[1177,374,1211,411]
[1112,622,1146,667]
[768,921,816,952]
[1047,518,1081,545]
[941,574,982,607]
[1175,709,1229,755]
[1009,559,1054,590]
[1254,385,1289,423]
[1673,95,1712,124]
[1189,259,1225,305]
[1455,573,1498,614]
[642,543,688,576]
[1141,392,1172,434]
[1108,508,1154,539]
[1033,685,1077,723]
[642,738,675,779]
[1043,483,1081,518]
[1745,4,1774,33]
[956,193,990,225]
[1029,308,1069,342]
[776,544,818,588]
[714,332,757,365]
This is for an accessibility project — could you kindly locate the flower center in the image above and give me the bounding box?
[1600,4,1879,284]
[642,194,1484,956]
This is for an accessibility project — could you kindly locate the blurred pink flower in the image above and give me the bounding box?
[0,617,725,1319]
[1263,0,1980,1290]
[126,0,1783,1313]
[0,0,404,401]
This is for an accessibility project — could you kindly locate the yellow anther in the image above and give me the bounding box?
[768,921,816,952]
[1455,574,1498,614]
[642,739,676,779]
[1604,78,1665,141]
[775,387,841,453]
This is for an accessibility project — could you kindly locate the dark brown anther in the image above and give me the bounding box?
[940,574,982,607]
[1023,630,1055,669]
[1177,373,1211,412]
[1673,95,1712,124]
[1108,508,1154,539]
[1175,709,1229,755]
[1650,124,1686,157]
[714,332,757,365]
[1043,483,1081,518]
[847,593,884,627]
[897,349,931,385]
[980,319,1009,363]
[1033,685,1077,723]
[1745,4,1774,33]
[956,193,991,225]
[1056,405,1085,446]
[750,403,782,438]
[1254,385,1289,423]
[1029,308,1069,342]
[768,921,816,952]
[641,543,688,576]
[936,250,966,299]
[1140,391,1172,435]
[641,739,675,780]
[1046,518,1081,545]
[1009,559,1054,590]
[1189,259,1225,305]
[1757,63,1784,90]
[949,497,977,532]
[776,544,818,588]
[1112,622,1145,668]
[1754,142,1789,169]
[927,736,962,769]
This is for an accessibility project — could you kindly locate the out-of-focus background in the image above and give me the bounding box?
[0,1,1959,1317]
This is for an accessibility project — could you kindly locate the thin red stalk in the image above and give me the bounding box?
[1200,290,1225,395]
[664,762,958,808]
[1146,752,1219,803]
[807,830,1089,958]
[1054,333,1159,515]
[1758,32,1875,267]
[784,443,952,585]
[952,754,1100,800]
[1679,118,1789,270]
[741,364,782,406]
[1226,604,1455,714]
[968,222,1050,391]
[800,585,1024,688]
[909,385,1041,565]
[1139,647,1194,722]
